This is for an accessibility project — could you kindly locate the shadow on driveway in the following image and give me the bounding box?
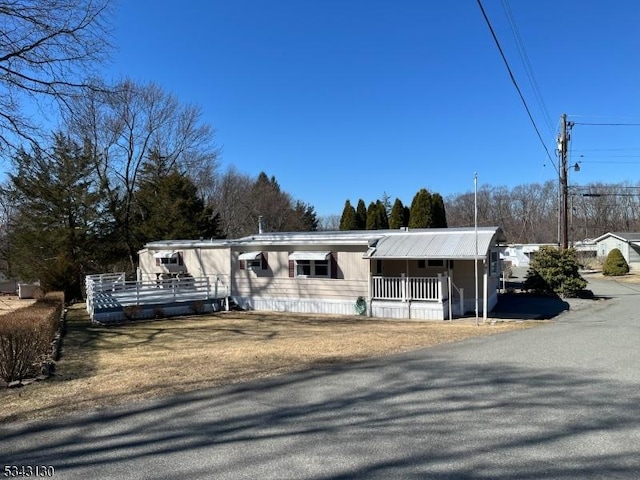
[490,292,570,320]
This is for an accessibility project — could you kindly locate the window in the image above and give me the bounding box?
[296,260,311,276]
[154,251,183,266]
[295,259,329,277]
[428,259,444,267]
[490,251,499,275]
[314,260,329,277]
[238,252,268,270]
[289,251,333,278]
[417,260,426,268]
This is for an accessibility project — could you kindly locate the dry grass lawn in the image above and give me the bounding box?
[1,304,543,424]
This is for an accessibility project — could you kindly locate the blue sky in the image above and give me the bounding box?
[109,0,640,216]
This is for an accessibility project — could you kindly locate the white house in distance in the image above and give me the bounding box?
[593,232,640,270]
[137,227,505,321]
[500,244,555,268]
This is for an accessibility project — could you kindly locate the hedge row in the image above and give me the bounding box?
[0,292,65,384]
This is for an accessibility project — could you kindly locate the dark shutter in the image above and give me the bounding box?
[289,258,294,277]
[178,252,184,266]
[330,252,338,279]
[239,259,245,270]
[261,252,268,270]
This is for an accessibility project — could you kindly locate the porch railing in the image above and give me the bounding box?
[371,274,449,302]
[85,274,229,321]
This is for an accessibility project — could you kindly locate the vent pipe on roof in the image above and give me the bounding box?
[258,215,264,234]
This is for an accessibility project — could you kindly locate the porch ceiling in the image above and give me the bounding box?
[363,230,499,260]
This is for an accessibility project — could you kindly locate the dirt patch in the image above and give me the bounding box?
[0,304,543,424]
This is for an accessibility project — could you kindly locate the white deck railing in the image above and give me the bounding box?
[85,274,229,320]
[372,275,449,302]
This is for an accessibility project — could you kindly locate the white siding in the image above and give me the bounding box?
[139,247,231,285]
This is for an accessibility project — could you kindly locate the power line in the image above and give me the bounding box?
[501,0,554,137]
[476,0,557,174]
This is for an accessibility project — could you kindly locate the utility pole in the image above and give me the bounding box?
[557,113,573,249]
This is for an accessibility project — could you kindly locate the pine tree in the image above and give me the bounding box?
[389,198,405,229]
[431,193,448,228]
[377,200,389,229]
[403,206,411,228]
[339,200,358,230]
[366,201,388,229]
[408,188,433,228]
[4,133,102,299]
[356,199,367,230]
[132,163,221,249]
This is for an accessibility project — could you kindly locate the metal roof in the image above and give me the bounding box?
[140,227,504,259]
[363,228,503,260]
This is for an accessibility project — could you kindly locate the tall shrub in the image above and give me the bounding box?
[0,292,63,383]
[602,248,629,276]
[524,246,587,298]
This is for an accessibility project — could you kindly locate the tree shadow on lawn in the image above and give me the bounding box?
[1,349,640,479]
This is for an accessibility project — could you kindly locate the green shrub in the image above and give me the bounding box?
[524,246,587,298]
[602,248,629,276]
[0,292,64,383]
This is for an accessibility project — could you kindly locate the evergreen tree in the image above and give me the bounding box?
[356,199,367,230]
[431,193,448,227]
[408,188,433,228]
[339,200,358,230]
[3,133,102,299]
[389,198,405,229]
[132,163,221,249]
[365,202,378,229]
[403,206,411,228]
[366,201,388,229]
[290,201,319,231]
[377,200,389,229]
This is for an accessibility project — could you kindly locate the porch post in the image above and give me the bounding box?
[368,272,373,317]
[483,262,488,324]
[401,273,407,302]
[448,275,452,321]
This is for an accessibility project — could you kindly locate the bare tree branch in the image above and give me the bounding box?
[0,0,113,151]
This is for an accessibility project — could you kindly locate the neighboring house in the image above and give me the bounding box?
[593,232,640,270]
[500,244,555,268]
[137,227,506,321]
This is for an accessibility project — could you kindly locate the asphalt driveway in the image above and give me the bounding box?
[2,275,640,479]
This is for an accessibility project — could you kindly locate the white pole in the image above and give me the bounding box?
[474,173,479,327]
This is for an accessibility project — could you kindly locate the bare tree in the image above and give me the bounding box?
[0,0,113,150]
[67,78,219,268]
[318,214,341,231]
[211,167,255,239]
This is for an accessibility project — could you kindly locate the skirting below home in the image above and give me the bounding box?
[234,295,501,321]
[92,300,222,324]
[235,296,361,317]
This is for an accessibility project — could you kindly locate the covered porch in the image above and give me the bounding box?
[363,227,504,321]
[370,273,461,320]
